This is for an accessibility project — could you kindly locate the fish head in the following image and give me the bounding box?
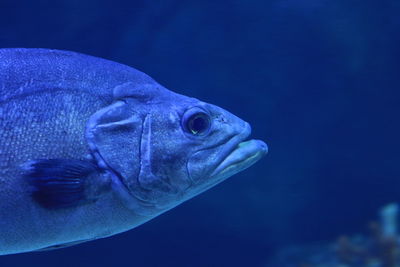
[86,81,268,215]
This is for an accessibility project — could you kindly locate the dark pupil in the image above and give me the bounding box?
[188,113,209,135]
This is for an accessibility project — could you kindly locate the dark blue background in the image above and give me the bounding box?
[1,0,399,266]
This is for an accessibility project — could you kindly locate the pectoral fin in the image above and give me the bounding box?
[23,159,105,209]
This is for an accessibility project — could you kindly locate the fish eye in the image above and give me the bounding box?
[182,108,211,136]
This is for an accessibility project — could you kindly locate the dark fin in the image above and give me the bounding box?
[34,238,95,252]
[23,159,99,209]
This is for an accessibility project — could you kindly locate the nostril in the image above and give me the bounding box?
[216,115,227,124]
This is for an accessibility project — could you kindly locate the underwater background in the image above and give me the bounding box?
[0,0,399,266]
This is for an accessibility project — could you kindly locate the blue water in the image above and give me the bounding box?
[1,0,399,266]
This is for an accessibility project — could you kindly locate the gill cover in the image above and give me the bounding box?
[85,82,172,205]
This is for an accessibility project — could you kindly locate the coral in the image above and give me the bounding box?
[267,204,400,267]
[333,204,400,267]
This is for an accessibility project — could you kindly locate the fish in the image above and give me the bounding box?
[0,48,268,255]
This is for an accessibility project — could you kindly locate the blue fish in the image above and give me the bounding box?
[0,48,267,255]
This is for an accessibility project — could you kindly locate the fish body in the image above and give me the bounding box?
[0,48,267,255]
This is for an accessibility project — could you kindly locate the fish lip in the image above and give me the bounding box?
[210,124,268,178]
[208,122,252,176]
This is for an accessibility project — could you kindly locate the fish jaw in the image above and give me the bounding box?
[210,139,268,179]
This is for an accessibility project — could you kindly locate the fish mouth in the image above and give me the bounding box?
[210,138,268,179]
[210,121,268,179]
[186,121,268,196]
